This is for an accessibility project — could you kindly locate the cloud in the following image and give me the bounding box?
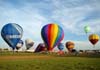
[0,0,100,50]
[74,41,100,50]
[50,0,100,35]
[0,0,48,49]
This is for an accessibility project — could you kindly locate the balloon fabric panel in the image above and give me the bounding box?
[54,26,64,47]
[41,25,49,48]
[48,24,58,50]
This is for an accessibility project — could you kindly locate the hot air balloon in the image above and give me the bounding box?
[84,25,90,34]
[65,41,75,52]
[89,34,99,47]
[41,23,64,51]
[16,40,23,50]
[25,39,34,50]
[58,43,64,51]
[1,23,23,50]
[57,43,64,55]
[35,43,46,52]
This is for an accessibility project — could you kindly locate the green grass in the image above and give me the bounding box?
[0,52,100,70]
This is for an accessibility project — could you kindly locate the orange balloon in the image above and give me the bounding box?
[65,41,75,50]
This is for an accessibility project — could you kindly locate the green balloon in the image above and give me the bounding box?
[84,25,90,33]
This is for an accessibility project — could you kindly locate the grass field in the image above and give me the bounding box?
[0,52,100,70]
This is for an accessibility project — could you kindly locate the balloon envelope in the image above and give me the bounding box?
[25,39,34,50]
[16,40,23,50]
[1,23,23,50]
[35,43,46,52]
[66,41,75,51]
[41,23,64,51]
[84,25,90,34]
[89,34,99,45]
[58,43,64,51]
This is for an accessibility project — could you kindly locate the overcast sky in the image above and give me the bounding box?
[0,0,100,50]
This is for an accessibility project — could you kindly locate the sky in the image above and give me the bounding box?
[0,0,100,50]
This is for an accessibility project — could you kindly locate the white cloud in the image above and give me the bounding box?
[0,1,48,49]
[0,0,100,50]
[75,41,100,50]
[50,0,100,35]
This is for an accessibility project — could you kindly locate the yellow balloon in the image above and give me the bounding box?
[89,34,99,45]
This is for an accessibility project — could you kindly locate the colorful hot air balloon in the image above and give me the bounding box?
[84,25,90,34]
[35,43,46,52]
[41,23,64,51]
[1,23,23,50]
[25,39,34,50]
[58,43,64,51]
[16,40,23,50]
[66,41,75,51]
[89,34,99,46]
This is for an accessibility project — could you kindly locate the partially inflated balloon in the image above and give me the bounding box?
[25,39,34,50]
[66,41,74,51]
[16,40,23,50]
[41,23,64,51]
[35,43,46,52]
[71,49,76,53]
[1,23,23,50]
[58,43,64,51]
[89,34,99,46]
[84,25,90,34]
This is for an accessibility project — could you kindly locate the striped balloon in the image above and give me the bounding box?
[41,23,64,51]
[89,34,99,45]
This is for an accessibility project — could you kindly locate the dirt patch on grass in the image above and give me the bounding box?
[0,55,56,61]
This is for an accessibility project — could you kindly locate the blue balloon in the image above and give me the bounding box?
[18,40,23,45]
[1,23,23,50]
[16,40,23,50]
[58,43,64,51]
